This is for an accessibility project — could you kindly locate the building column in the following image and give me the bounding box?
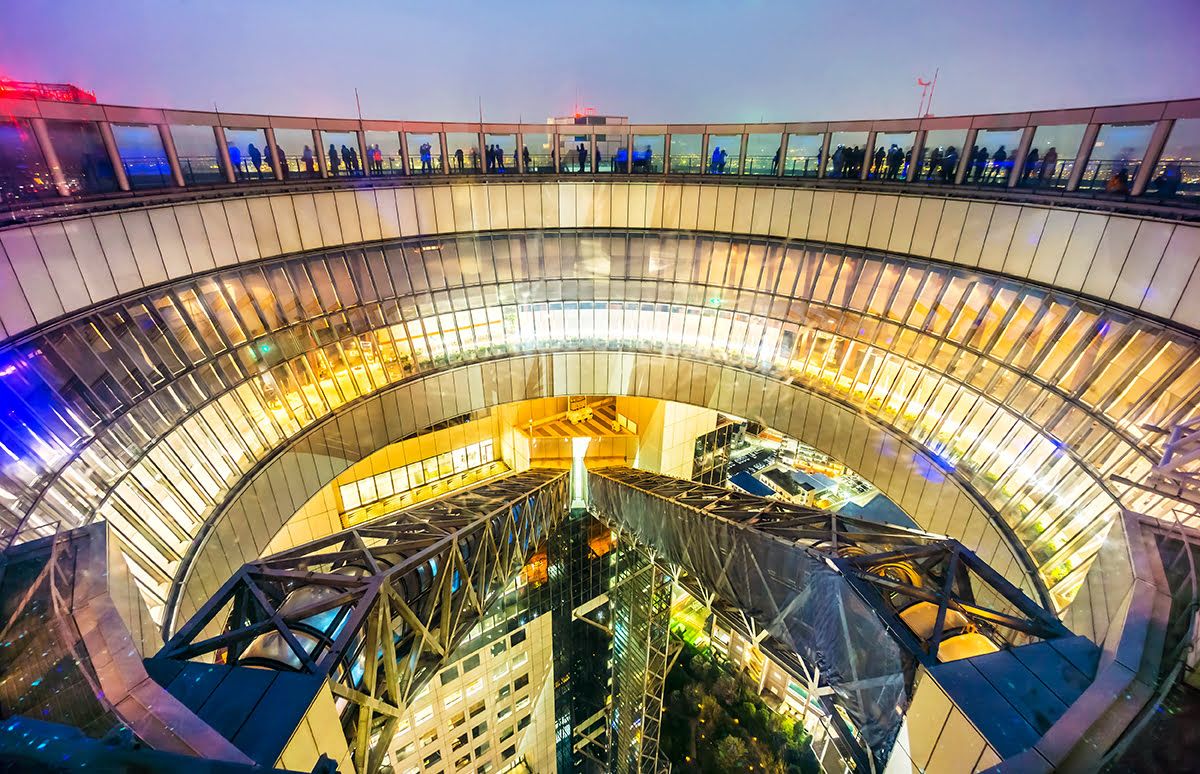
[954,128,978,185]
[397,131,410,176]
[861,130,877,180]
[478,131,488,174]
[1066,122,1101,191]
[590,133,597,173]
[97,121,130,191]
[662,133,671,174]
[515,132,524,173]
[701,133,710,174]
[551,132,560,173]
[312,129,329,177]
[215,126,236,183]
[817,132,832,178]
[157,123,186,187]
[1132,118,1174,197]
[625,133,633,173]
[356,129,371,177]
[29,117,72,197]
[907,130,925,182]
[738,132,749,175]
[776,132,789,176]
[438,132,449,175]
[264,126,284,181]
[1007,126,1036,188]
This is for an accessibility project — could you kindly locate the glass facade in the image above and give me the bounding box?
[321,130,364,177]
[783,132,822,177]
[867,132,916,181]
[668,134,702,173]
[223,127,269,182]
[111,123,171,190]
[1151,118,1200,198]
[706,134,741,174]
[1022,123,1086,189]
[966,128,1023,186]
[43,119,118,195]
[630,135,663,173]
[363,130,404,176]
[743,133,779,176]
[913,129,965,183]
[0,230,1192,618]
[1077,122,1155,192]
[0,116,54,204]
[169,124,223,185]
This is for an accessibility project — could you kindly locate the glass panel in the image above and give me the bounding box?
[1078,122,1154,192]
[0,116,55,204]
[521,133,553,173]
[112,124,170,190]
[964,129,1022,186]
[484,134,515,173]
[596,133,626,172]
[1020,123,1085,189]
[272,128,320,180]
[744,132,780,175]
[223,127,269,182]
[320,131,363,177]
[445,132,477,174]
[364,130,404,176]
[560,133,590,173]
[1149,118,1200,198]
[783,133,822,177]
[406,132,441,174]
[630,135,664,173]
[44,119,118,194]
[867,132,916,181]
[668,133,702,173]
[825,131,868,178]
[707,134,740,174]
[169,124,223,185]
[913,129,965,183]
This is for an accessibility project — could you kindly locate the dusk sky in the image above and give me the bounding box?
[3,0,1198,123]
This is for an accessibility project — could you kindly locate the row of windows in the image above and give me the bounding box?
[4,116,1199,203]
[340,440,497,510]
[1,232,1193,613]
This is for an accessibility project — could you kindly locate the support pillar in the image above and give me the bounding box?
[515,132,524,173]
[29,117,71,197]
[313,129,329,178]
[817,132,832,178]
[776,132,789,176]
[955,128,978,185]
[438,132,450,175]
[907,130,925,182]
[264,126,284,181]
[662,133,671,174]
[861,130,877,180]
[625,133,633,173]
[589,133,597,173]
[97,121,130,191]
[397,131,410,176]
[357,129,371,178]
[478,131,487,174]
[1132,118,1174,197]
[738,132,749,175]
[1007,126,1036,188]
[1066,122,1101,191]
[157,123,186,187]
[215,126,236,183]
[701,133,710,174]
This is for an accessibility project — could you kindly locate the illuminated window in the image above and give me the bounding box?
[515,696,530,711]
[445,689,462,708]
[466,678,483,695]
[420,729,438,747]
[415,705,434,725]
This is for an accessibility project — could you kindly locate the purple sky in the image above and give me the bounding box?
[2,0,1198,124]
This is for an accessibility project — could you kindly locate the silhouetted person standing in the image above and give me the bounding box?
[349,146,360,174]
[873,146,885,177]
[578,143,587,172]
[248,143,262,178]
[455,148,464,171]
[941,147,957,181]
[522,146,531,171]
[711,146,721,174]
[328,144,340,175]
[302,145,315,175]
[228,145,242,180]
[1023,147,1039,181]
[990,146,1007,182]
[719,148,727,174]
[276,145,288,179]
[1040,147,1058,183]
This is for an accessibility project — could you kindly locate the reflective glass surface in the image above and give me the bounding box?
[559,134,590,173]
[484,134,515,174]
[406,133,441,174]
[1,230,1191,619]
[1149,118,1200,198]
[1078,122,1155,193]
[223,127,269,182]
[744,133,782,176]
[826,131,868,178]
[706,135,741,175]
[112,124,170,190]
[0,117,54,204]
[867,132,916,181]
[1021,124,1085,189]
[783,133,822,177]
[364,130,404,176]
[668,134,702,174]
[630,135,663,173]
[43,119,118,195]
[520,133,553,173]
[321,130,363,177]
[963,129,1023,187]
[445,133,478,174]
[169,124,223,185]
[913,129,965,183]
[595,133,626,173]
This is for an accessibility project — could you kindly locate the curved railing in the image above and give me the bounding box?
[2,96,1199,225]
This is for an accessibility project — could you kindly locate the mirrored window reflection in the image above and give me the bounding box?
[0,116,54,204]
[668,133,702,173]
[363,130,403,176]
[405,132,442,174]
[520,133,553,173]
[825,131,868,178]
[559,133,591,173]
[595,133,626,172]
[444,133,477,174]
[1020,123,1085,189]
[744,133,781,175]
[1077,122,1155,193]
[170,124,223,184]
[223,127,269,182]
[706,134,741,175]
[783,133,822,177]
[913,129,965,183]
[111,124,170,190]
[272,128,320,180]
[320,131,363,177]
[484,134,515,174]
[43,119,118,194]
[867,132,915,181]
[1148,118,1200,199]
[962,128,1023,187]
[629,135,663,173]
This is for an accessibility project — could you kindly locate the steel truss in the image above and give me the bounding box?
[158,469,569,774]
[588,466,1069,772]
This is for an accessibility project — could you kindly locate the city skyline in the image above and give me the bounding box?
[2,0,1199,124]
